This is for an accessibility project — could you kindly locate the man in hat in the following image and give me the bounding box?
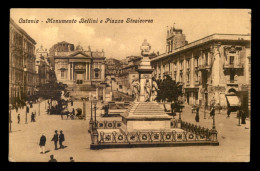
[51,130,59,150]
[59,130,65,149]
[48,155,57,162]
[70,157,74,162]
[39,133,46,154]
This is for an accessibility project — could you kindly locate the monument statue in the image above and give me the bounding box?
[151,77,159,101]
[144,78,151,102]
[131,79,140,101]
[140,39,151,56]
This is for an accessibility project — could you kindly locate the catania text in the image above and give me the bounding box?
[18,18,153,24]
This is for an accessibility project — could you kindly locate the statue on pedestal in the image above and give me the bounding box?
[144,78,151,102]
[140,39,151,57]
[131,79,140,102]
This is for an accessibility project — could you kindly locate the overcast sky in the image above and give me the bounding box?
[10,9,251,60]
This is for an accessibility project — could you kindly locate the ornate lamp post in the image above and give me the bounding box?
[91,97,98,145]
[9,104,12,133]
[24,66,28,124]
[88,95,94,133]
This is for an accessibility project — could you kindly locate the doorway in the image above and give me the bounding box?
[76,72,84,84]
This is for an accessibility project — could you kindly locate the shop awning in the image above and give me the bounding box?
[226,95,241,107]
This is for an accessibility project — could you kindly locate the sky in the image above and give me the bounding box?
[10,9,251,60]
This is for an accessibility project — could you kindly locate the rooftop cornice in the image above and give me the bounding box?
[151,33,250,62]
[10,18,37,45]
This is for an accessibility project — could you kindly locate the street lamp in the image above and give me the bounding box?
[93,97,98,127]
[91,97,98,145]
[9,104,12,133]
[23,66,28,124]
[88,95,94,133]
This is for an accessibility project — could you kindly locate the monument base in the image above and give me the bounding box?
[120,101,173,132]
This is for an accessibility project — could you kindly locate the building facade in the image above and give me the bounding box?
[50,41,106,99]
[151,26,251,114]
[35,45,51,86]
[9,18,37,103]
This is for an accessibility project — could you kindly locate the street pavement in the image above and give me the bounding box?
[9,101,250,162]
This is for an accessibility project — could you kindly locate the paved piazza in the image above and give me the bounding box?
[9,100,250,162]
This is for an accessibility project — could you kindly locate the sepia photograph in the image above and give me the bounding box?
[9,8,251,162]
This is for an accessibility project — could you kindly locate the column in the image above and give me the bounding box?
[71,63,74,80]
[191,52,194,86]
[86,62,88,80]
[96,87,99,99]
[88,63,91,80]
[68,63,71,80]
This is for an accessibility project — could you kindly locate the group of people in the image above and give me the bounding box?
[48,155,74,162]
[39,130,65,154]
[193,104,247,125]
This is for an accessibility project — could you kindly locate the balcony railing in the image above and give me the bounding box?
[223,63,243,69]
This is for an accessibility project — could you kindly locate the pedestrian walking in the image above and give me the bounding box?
[17,114,20,124]
[33,112,36,122]
[51,130,58,150]
[71,100,73,106]
[48,155,57,162]
[39,133,46,154]
[195,106,200,122]
[240,108,246,124]
[227,108,231,118]
[59,130,65,149]
[31,112,34,122]
[70,157,74,162]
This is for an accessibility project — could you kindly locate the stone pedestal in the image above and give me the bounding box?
[121,102,172,132]
[138,57,154,102]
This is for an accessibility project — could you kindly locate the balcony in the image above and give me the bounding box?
[227,80,238,86]
[223,63,243,69]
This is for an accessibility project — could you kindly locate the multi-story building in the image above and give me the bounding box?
[35,45,51,86]
[9,18,37,103]
[105,58,123,77]
[151,26,251,114]
[49,41,106,100]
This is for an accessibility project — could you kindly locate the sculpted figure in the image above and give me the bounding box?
[151,77,159,101]
[144,79,151,102]
[132,79,140,101]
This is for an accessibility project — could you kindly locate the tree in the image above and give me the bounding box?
[155,75,183,114]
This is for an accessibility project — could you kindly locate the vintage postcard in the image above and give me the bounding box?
[9,8,251,162]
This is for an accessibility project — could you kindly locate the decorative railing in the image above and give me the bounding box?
[94,120,214,144]
[181,121,211,140]
[96,120,122,129]
[98,130,209,144]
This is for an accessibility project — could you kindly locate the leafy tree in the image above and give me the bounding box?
[155,75,184,114]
